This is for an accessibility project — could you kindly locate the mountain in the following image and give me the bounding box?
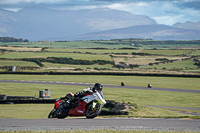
[173,21,200,30]
[0,7,199,41]
[0,7,157,41]
[72,24,200,40]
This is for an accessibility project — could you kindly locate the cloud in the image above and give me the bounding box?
[177,0,200,10]
[104,1,200,25]
[0,0,91,5]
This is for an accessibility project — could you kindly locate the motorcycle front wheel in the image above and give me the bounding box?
[85,102,102,119]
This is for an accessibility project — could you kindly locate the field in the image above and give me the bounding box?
[144,59,197,70]
[0,50,200,73]
[1,40,200,74]
[140,50,193,55]
[0,52,112,61]
[0,60,38,67]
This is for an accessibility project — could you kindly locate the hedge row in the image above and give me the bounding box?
[0,71,200,78]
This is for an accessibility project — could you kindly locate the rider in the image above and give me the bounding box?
[62,83,104,108]
[75,83,104,98]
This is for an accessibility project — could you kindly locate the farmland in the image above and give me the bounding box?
[0,39,200,74]
[0,39,200,119]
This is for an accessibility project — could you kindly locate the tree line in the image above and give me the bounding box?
[0,37,29,42]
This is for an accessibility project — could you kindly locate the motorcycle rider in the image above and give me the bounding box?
[80,83,104,98]
[62,83,104,108]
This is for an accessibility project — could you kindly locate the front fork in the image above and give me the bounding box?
[89,100,101,110]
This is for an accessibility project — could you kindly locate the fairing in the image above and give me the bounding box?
[68,100,87,116]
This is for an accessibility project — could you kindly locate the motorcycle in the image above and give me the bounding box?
[48,90,106,119]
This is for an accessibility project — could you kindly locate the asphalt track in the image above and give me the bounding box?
[0,118,200,131]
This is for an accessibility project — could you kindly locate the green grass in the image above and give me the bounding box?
[113,55,187,66]
[191,50,200,56]
[47,48,138,54]
[0,104,52,119]
[0,81,199,108]
[0,52,112,61]
[0,74,199,119]
[140,44,200,49]
[43,62,114,70]
[0,41,135,49]
[140,50,193,55]
[144,59,198,70]
[0,82,198,119]
[105,87,200,108]
[0,83,82,98]
[1,45,200,74]
[0,60,39,67]
[0,103,188,119]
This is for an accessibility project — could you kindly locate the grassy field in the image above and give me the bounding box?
[1,41,200,74]
[140,50,193,55]
[144,59,197,70]
[42,62,113,70]
[0,52,112,61]
[0,82,199,119]
[191,50,200,56]
[0,60,38,67]
[0,82,199,108]
[113,55,188,66]
[0,40,200,120]
[47,48,138,54]
[0,41,134,49]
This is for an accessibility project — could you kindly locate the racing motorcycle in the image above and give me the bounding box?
[48,90,106,119]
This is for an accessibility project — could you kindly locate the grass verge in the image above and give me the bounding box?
[0,103,197,119]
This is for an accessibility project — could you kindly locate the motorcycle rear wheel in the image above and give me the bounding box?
[48,109,56,118]
[85,102,102,119]
[55,109,68,119]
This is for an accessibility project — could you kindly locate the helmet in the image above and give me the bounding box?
[93,83,103,91]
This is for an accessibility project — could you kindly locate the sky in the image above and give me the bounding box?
[0,0,200,26]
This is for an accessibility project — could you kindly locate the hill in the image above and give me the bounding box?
[173,21,200,30]
[0,7,199,41]
[73,24,200,40]
[0,8,156,41]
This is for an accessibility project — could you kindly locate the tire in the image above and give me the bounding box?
[85,102,102,119]
[55,108,68,119]
[48,109,56,118]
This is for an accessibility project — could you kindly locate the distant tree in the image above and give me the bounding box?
[0,37,29,42]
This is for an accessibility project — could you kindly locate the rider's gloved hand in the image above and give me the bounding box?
[83,87,93,93]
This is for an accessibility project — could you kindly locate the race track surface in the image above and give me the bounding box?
[0,118,200,131]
